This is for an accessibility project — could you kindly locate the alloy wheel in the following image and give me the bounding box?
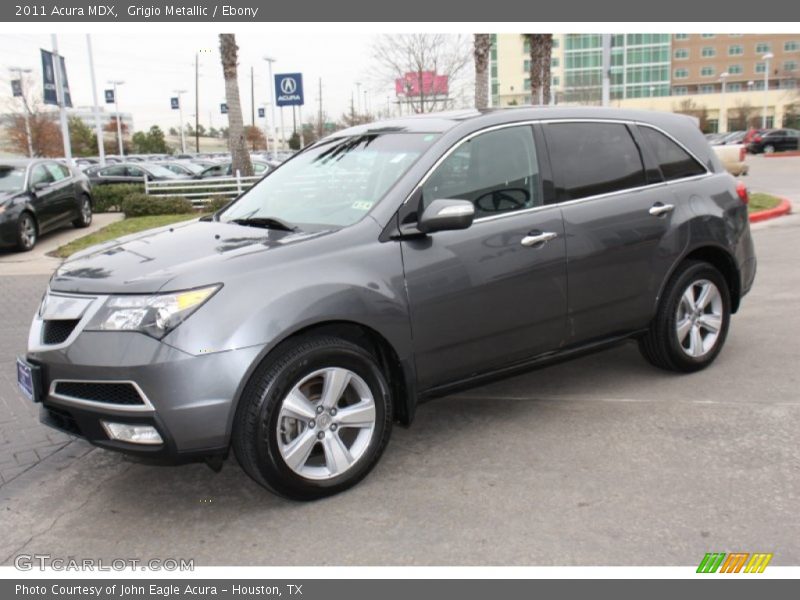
[19,215,36,249]
[675,279,723,358]
[276,367,377,480]
[81,198,92,225]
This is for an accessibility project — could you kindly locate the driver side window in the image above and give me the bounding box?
[421,125,540,219]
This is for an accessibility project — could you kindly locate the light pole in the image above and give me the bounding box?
[8,67,33,157]
[261,102,270,154]
[355,81,362,115]
[761,52,774,129]
[173,89,187,153]
[719,72,729,133]
[85,35,106,166]
[108,80,125,156]
[263,55,277,158]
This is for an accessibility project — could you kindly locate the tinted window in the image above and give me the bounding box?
[422,125,540,218]
[126,166,145,177]
[30,164,54,187]
[545,122,646,201]
[100,165,127,176]
[44,163,67,181]
[639,126,706,181]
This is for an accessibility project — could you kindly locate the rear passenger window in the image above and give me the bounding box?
[421,125,541,219]
[545,122,646,201]
[639,126,706,181]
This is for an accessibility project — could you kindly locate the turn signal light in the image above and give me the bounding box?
[736,181,749,205]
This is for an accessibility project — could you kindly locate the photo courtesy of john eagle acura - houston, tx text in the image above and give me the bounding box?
[17,107,756,501]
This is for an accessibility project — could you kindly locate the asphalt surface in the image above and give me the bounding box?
[0,158,797,566]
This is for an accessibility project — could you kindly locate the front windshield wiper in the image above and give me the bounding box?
[228,216,299,232]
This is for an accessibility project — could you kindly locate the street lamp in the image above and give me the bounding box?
[173,89,187,154]
[761,52,774,128]
[263,55,278,157]
[107,80,125,156]
[8,66,33,157]
[719,72,729,133]
[355,81,362,114]
[261,102,271,154]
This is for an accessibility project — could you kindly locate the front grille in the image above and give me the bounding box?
[53,381,145,406]
[42,319,80,344]
[44,406,83,436]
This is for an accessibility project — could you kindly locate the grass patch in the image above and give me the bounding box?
[51,214,200,259]
[748,193,782,214]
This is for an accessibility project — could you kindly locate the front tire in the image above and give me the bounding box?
[233,335,393,500]
[639,261,731,372]
[16,212,37,251]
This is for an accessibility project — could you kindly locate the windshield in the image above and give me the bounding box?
[0,166,26,192]
[220,133,438,229]
[177,162,204,174]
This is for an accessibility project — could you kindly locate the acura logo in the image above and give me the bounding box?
[280,78,296,95]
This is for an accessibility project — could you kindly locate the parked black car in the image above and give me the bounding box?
[747,128,800,154]
[21,108,756,499]
[85,162,187,185]
[0,159,93,251]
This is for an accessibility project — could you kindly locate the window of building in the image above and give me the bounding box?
[728,83,742,92]
[491,64,498,78]
[702,47,716,58]
[421,126,540,216]
[699,84,716,94]
[784,61,798,72]
[700,66,715,77]
[785,40,799,52]
[755,62,767,74]
[728,64,743,75]
[544,122,647,201]
[756,42,771,53]
[639,126,706,181]
[674,48,689,60]
[674,68,689,79]
[674,34,689,40]
[728,45,744,56]
[551,57,560,67]
[672,86,689,95]
[700,34,716,39]
[780,79,797,89]
[524,78,531,91]
[552,75,561,86]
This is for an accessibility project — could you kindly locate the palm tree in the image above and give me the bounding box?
[525,34,554,105]
[473,34,492,109]
[219,34,253,177]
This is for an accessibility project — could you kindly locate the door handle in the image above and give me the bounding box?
[521,231,558,247]
[649,203,675,216]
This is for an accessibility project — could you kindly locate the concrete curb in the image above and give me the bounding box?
[764,151,800,158]
[749,197,793,223]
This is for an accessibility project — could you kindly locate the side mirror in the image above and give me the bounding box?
[31,181,49,192]
[417,199,475,234]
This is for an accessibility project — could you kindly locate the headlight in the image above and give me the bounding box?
[87,285,221,339]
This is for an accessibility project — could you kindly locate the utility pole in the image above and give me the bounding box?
[318,77,323,138]
[9,66,33,157]
[194,52,200,153]
[350,91,356,123]
[50,35,72,164]
[250,65,255,127]
[263,56,277,158]
[107,80,125,156]
[355,81,362,115]
[85,35,105,166]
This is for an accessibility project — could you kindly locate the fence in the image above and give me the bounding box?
[144,171,262,207]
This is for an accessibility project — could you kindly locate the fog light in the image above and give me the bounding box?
[101,421,163,445]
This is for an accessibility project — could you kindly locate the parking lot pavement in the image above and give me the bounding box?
[0,212,123,275]
[745,155,800,206]
[0,161,798,566]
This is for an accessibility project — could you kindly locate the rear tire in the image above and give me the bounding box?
[16,212,37,252]
[639,261,731,372]
[232,335,393,500]
[73,195,92,228]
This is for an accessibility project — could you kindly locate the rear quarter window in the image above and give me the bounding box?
[639,126,707,181]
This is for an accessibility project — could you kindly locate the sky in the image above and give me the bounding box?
[0,32,409,133]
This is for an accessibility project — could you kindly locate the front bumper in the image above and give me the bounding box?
[27,292,265,461]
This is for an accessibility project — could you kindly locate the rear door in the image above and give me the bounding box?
[43,162,77,223]
[543,120,692,344]
[400,124,568,390]
[27,163,59,230]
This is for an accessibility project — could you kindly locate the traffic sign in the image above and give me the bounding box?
[220,103,228,114]
[104,89,114,104]
[275,73,304,107]
[171,97,179,109]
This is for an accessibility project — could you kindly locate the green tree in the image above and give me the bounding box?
[131,125,170,154]
[288,131,301,150]
[68,116,98,157]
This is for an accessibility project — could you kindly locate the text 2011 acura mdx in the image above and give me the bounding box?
[19,108,756,500]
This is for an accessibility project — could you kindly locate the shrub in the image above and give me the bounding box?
[121,194,195,217]
[90,183,144,212]
[202,197,232,214]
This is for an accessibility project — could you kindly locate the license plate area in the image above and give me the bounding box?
[16,357,42,403]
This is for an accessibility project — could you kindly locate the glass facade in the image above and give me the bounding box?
[562,33,671,102]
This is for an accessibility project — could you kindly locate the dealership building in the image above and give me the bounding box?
[491,33,800,131]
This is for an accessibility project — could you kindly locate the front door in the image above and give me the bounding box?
[400,125,568,391]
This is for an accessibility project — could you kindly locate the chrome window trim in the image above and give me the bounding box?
[402,117,713,227]
[48,379,155,413]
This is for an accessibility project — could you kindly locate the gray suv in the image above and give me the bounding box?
[19,108,756,500]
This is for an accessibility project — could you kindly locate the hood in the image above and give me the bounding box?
[0,190,23,204]
[50,219,332,294]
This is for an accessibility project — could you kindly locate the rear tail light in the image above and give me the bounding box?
[739,147,746,162]
[753,135,762,142]
[736,181,749,205]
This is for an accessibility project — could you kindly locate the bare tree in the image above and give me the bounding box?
[219,34,253,177]
[674,98,711,132]
[473,34,492,109]
[731,100,757,131]
[3,76,64,157]
[373,34,471,113]
[525,34,554,105]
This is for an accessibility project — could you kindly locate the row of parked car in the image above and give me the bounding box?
[706,128,800,154]
[0,152,292,251]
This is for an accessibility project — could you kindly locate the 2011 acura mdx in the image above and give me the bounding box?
[18,108,756,500]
